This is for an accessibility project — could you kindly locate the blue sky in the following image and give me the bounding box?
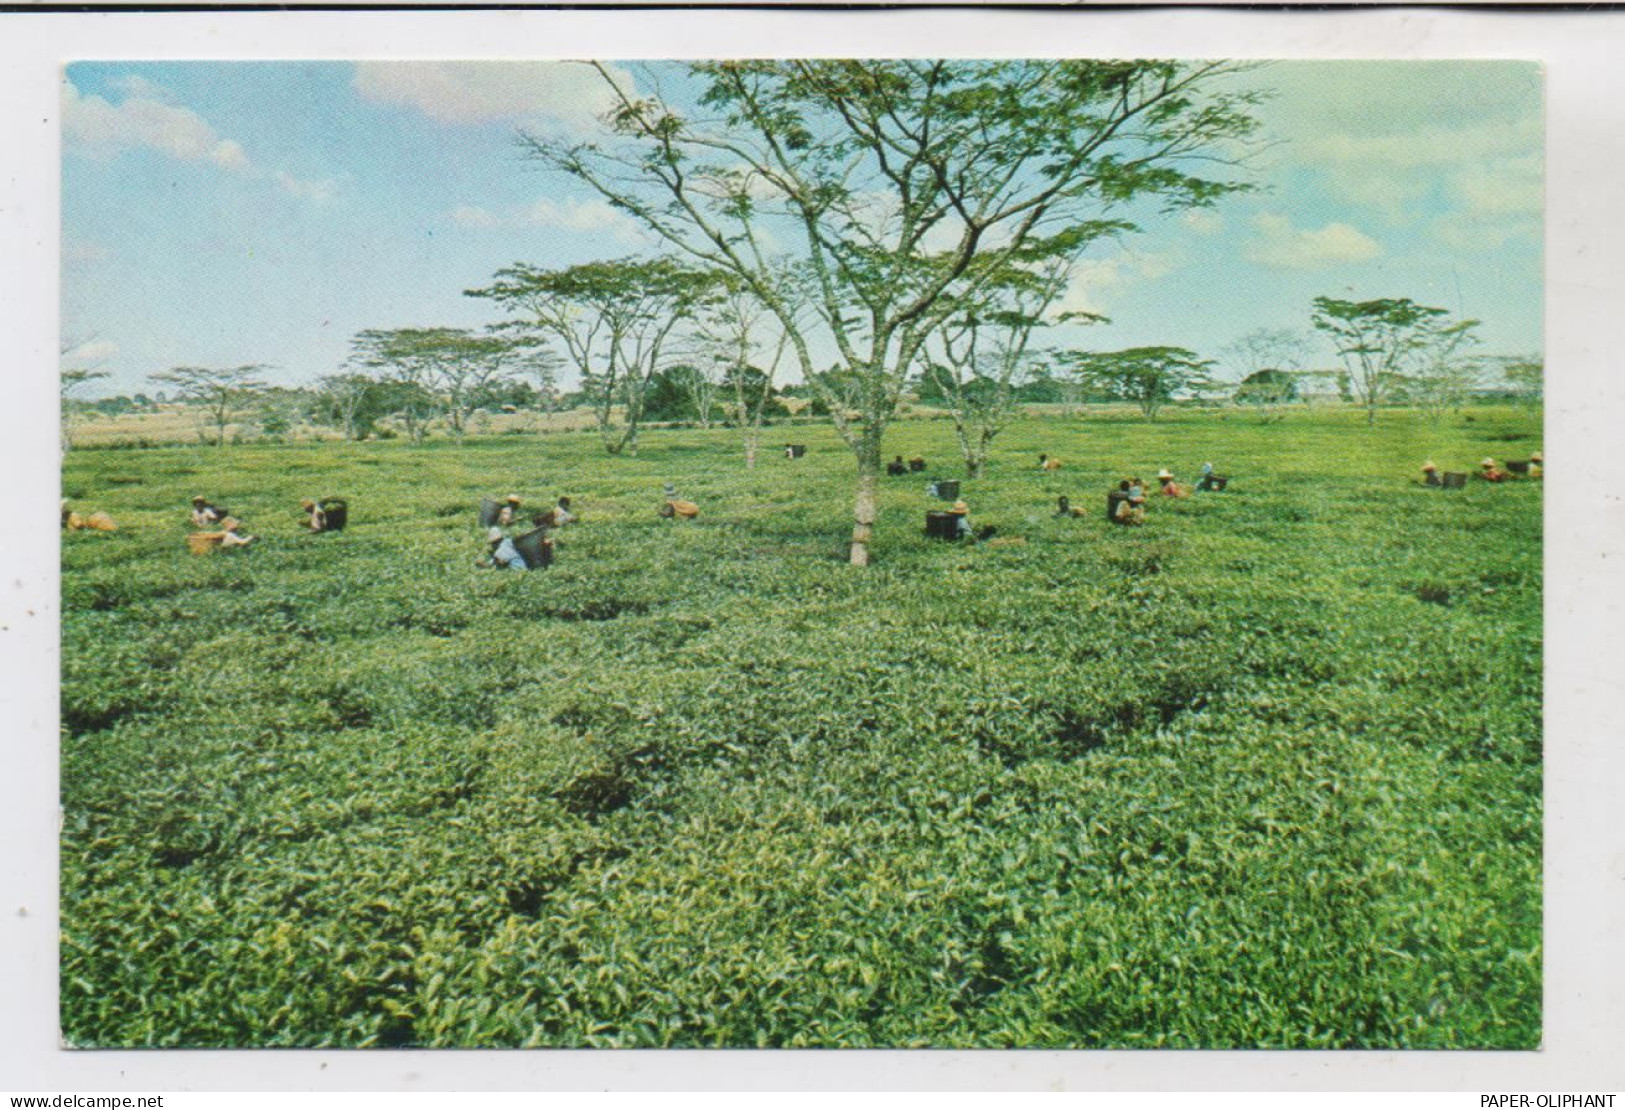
[60,60,1542,395]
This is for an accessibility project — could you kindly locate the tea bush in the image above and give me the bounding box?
[60,408,1541,1047]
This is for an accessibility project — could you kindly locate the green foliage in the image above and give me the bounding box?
[1058,346,1217,420]
[61,409,1541,1048]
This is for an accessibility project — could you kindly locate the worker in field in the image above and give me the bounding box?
[1127,477,1147,511]
[486,525,529,570]
[1054,495,1085,518]
[1528,452,1542,479]
[188,516,256,554]
[1039,454,1062,471]
[1156,469,1189,498]
[497,493,523,526]
[61,501,117,532]
[947,500,996,542]
[887,455,908,477]
[659,483,699,519]
[1108,480,1144,525]
[1194,462,1228,492]
[1479,457,1510,483]
[1421,461,1442,487]
[190,495,227,528]
[553,496,575,525]
[300,497,348,533]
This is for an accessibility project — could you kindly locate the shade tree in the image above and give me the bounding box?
[468,257,718,456]
[1223,327,1312,421]
[525,59,1266,564]
[1057,345,1216,421]
[148,364,270,446]
[1309,296,1455,426]
[916,253,1105,477]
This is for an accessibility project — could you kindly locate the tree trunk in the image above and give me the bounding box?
[743,423,758,469]
[849,430,881,567]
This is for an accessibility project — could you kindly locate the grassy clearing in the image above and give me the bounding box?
[59,406,1541,1048]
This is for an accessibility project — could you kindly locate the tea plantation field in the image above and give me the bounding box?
[59,408,1542,1048]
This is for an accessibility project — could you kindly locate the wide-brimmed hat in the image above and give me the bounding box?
[191,495,207,504]
[950,501,969,514]
[1156,469,1174,480]
[1480,457,1497,468]
[505,493,522,503]
[300,499,316,510]
[487,526,504,542]
[1531,452,1543,462]
[1422,461,1438,471]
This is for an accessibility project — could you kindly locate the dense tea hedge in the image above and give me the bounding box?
[60,408,1541,1047]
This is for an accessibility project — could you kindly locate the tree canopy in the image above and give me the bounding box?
[524,59,1267,562]
[1058,346,1216,420]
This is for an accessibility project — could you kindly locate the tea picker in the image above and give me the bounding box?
[925,499,996,542]
[477,494,523,528]
[1194,463,1229,492]
[62,501,117,532]
[190,495,228,529]
[301,497,348,533]
[1039,453,1062,471]
[1156,469,1189,498]
[887,455,909,477]
[1054,496,1085,519]
[1107,480,1144,525]
[659,483,700,520]
[188,516,256,554]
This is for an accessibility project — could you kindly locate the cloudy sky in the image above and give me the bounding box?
[60,60,1542,394]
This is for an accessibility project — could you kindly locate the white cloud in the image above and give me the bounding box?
[65,339,118,362]
[1243,213,1382,271]
[450,196,646,244]
[275,170,341,203]
[353,61,636,135]
[1253,62,1543,243]
[1057,251,1178,317]
[451,204,504,230]
[63,78,254,173]
[1182,209,1226,237]
[1449,155,1542,220]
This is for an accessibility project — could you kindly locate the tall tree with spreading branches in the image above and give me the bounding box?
[696,282,792,469]
[1223,327,1312,422]
[524,59,1266,564]
[346,327,533,442]
[1058,346,1216,420]
[149,364,269,446]
[468,258,717,456]
[1408,318,1484,421]
[917,253,1105,477]
[1309,296,1452,426]
[60,338,110,452]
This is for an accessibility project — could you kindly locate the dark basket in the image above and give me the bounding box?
[512,528,553,569]
[1506,460,1531,475]
[924,511,961,540]
[785,444,807,458]
[932,479,960,500]
[320,498,348,532]
[909,458,926,472]
[1441,472,1468,489]
[1211,475,1229,491]
[478,498,501,528]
